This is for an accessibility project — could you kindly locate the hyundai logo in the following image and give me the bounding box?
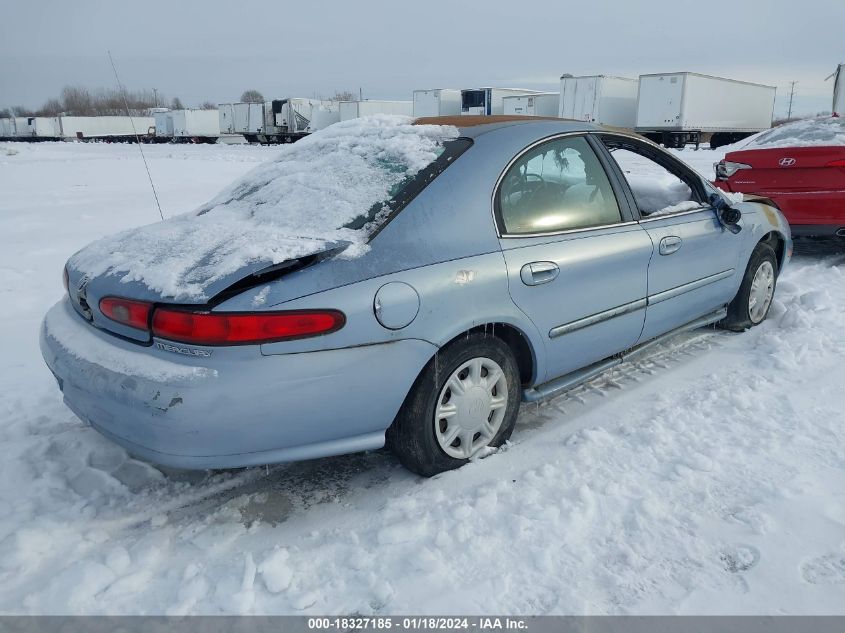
[779,157,796,167]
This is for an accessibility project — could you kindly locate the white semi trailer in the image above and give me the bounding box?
[57,116,154,141]
[170,109,219,142]
[339,100,413,121]
[218,102,263,141]
[502,93,560,117]
[4,116,153,141]
[153,109,174,141]
[460,88,541,115]
[259,98,337,143]
[635,72,776,148]
[0,118,11,139]
[218,104,236,134]
[13,117,30,137]
[6,116,58,140]
[559,75,639,127]
[308,105,341,132]
[413,89,462,117]
[220,99,342,144]
[234,103,265,142]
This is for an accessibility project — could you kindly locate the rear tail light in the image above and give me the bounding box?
[715,160,752,180]
[151,308,345,346]
[96,297,344,346]
[100,297,153,331]
[825,159,845,168]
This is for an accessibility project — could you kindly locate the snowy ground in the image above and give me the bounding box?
[1,140,844,615]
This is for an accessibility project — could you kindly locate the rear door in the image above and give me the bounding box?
[496,133,653,382]
[598,134,743,341]
[569,78,598,122]
[726,146,845,226]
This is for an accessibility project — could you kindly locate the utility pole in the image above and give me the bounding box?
[153,88,158,108]
[787,81,797,119]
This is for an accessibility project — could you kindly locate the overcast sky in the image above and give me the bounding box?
[1,0,843,117]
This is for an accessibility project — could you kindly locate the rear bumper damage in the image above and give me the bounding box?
[40,299,436,469]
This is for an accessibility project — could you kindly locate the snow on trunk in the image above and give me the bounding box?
[67,116,458,301]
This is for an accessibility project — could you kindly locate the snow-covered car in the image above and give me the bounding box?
[41,115,792,476]
[714,117,845,237]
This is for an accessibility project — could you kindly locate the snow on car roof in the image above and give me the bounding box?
[743,117,845,149]
[68,116,458,301]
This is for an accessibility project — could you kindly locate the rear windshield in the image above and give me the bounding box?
[199,116,463,238]
[344,137,471,233]
[746,117,845,148]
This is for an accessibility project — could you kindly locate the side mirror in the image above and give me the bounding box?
[709,193,742,234]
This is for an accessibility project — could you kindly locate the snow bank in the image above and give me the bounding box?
[744,117,845,149]
[4,138,845,616]
[68,116,458,300]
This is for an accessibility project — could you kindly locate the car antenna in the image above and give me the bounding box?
[107,50,164,221]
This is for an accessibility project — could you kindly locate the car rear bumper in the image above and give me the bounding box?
[40,299,437,469]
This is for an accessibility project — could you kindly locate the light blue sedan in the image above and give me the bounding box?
[40,116,791,476]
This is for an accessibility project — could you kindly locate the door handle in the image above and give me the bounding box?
[659,236,682,255]
[520,261,560,286]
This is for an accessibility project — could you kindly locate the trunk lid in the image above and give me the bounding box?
[65,237,346,343]
[725,146,845,193]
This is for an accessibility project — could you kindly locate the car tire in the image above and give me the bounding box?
[386,333,521,477]
[719,242,778,332]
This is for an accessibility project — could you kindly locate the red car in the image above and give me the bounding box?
[714,117,845,237]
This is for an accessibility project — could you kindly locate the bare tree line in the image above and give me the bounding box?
[1,85,190,118]
[2,86,361,118]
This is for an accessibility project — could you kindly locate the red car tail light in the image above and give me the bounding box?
[825,159,845,168]
[100,297,153,331]
[715,160,752,180]
[151,308,345,346]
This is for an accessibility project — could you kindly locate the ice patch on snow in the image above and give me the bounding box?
[251,285,270,307]
[67,116,458,300]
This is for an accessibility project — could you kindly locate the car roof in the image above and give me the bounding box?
[413,115,601,138]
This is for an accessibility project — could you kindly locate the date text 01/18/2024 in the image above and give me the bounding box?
[307,617,528,630]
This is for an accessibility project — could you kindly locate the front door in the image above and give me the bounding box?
[495,134,653,382]
[598,135,743,340]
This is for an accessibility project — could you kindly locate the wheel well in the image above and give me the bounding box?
[444,324,536,387]
[759,231,785,272]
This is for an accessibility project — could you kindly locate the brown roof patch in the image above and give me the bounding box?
[414,115,567,127]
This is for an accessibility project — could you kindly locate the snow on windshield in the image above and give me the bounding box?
[745,117,845,149]
[68,116,459,300]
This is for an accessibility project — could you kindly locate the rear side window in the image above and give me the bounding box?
[608,148,697,215]
[497,135,621,235]
[601,137,706,217]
